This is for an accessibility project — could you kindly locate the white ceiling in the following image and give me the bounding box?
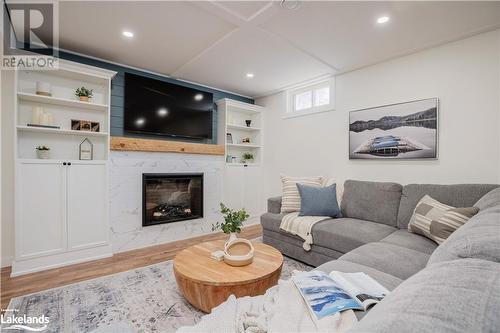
[42,1,500,97]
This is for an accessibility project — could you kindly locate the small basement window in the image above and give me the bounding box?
[286,78,334,118]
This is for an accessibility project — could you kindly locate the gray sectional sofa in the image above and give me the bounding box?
[261,180,500,332]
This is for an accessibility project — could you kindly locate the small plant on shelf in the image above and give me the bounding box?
[242,152,254,163]
[36,145,50,159]
[212,203,249,240]
[75,86,94,102]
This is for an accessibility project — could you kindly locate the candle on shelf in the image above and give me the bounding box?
[46,113,54,126]
[40,113,51,126]
[32,106,44,125]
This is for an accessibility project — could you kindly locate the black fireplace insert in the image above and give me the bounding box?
[142,173,203,226]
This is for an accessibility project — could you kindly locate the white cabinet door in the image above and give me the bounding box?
[16,161,66,259]
[67,162,108,250]
[223,166,265,218]
[242,166,264,217]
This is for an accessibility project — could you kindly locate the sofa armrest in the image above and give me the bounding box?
[267,197,282,214]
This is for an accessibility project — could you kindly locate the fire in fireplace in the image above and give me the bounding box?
[142,173,203,226]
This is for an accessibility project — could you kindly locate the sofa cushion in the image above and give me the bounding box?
[339,242,430,280]
[261,213,396,255]
[341,180,402,227]
[312,218,396,254]
[407,195,479,244]
[397,183,498,229]
[428,205,500,266]
[267,197,282,214]
[348,259,500,333]
[379,230,437,255]
[474,187,500,211]
[263,230,343,267]
[280,175,324,213]
[297,183,341,217]
[260,212,285,233]
[316,260,403,291]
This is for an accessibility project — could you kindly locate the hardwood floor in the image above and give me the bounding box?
[0,224,262,309]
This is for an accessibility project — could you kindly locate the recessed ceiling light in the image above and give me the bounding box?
[122,31,134,38]
[157,108,168,117]
[377,16,390,24]
[194,93,203,101]
[246,73,254,79]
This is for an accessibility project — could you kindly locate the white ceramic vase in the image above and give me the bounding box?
[37,150,50,159]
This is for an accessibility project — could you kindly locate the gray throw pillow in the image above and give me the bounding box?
[297,183,341,217]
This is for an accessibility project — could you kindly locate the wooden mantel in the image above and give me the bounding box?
[110,136,225,156]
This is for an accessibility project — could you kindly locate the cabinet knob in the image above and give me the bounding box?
[68,162,72,166]
[63,162,67,165]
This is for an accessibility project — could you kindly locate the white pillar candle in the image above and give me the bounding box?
[32,106,44,124]
[46,113,54,126]
[40,113,51,125]
[36,81,51,96]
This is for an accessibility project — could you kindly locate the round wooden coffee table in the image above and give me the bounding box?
[173,240,283,313]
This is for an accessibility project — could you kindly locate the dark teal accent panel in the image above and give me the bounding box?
[56,51,253,144]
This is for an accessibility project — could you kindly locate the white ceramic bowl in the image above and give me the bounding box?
[223,238,254,267]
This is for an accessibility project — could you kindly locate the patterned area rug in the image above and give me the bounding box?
[5,254,311,333]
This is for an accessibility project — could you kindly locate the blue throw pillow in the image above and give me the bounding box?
[297,183,342,217]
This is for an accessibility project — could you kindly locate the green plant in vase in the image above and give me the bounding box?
[75,86,94,102]
[36,145,50,159]
[242,152,254,164]
[212,203,250,242]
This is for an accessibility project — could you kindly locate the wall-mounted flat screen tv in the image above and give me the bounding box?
[124,73,213,140]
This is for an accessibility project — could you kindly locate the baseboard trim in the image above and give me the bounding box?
[11,245,113,277]
[1,256,13,268]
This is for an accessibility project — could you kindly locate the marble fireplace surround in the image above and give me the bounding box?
[110,151,226,253]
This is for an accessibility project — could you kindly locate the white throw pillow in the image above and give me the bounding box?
[280,175,324,213]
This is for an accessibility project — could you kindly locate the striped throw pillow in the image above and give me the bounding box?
[280,175,324,213]
[408,195,479,244]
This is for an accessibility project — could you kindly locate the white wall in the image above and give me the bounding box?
[258,30,500,198]
[1,70,15,267]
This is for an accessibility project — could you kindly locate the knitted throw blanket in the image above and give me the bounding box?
[280,212,330,251]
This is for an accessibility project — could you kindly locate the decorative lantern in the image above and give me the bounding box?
[79,138,93,160]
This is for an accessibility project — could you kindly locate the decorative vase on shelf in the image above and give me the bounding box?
[245,120,252,127]
[36,148,50,159]
[36,81,51,96]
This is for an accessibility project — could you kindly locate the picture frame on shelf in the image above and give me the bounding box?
[226,133,233,144]
[72,119,100,132]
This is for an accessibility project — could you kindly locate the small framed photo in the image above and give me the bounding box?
[226,133,233,144]
[72,119,100,132]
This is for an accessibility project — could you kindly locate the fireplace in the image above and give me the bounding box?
[143,173,203,226]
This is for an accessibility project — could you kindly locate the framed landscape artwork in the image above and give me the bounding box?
[349,98,438,159]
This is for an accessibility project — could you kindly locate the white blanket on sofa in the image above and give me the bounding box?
[280,212,330,251]
[176,278,357,333]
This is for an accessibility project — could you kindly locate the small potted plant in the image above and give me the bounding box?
[212,203,250,242]
[242,153,254,164]
[36,145,50,159]
[75,87,94,102]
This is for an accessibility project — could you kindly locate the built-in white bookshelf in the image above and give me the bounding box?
[15,61,115,161]
[217,98,265,224]
[12,60,117,276]
[216,98,264,166]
